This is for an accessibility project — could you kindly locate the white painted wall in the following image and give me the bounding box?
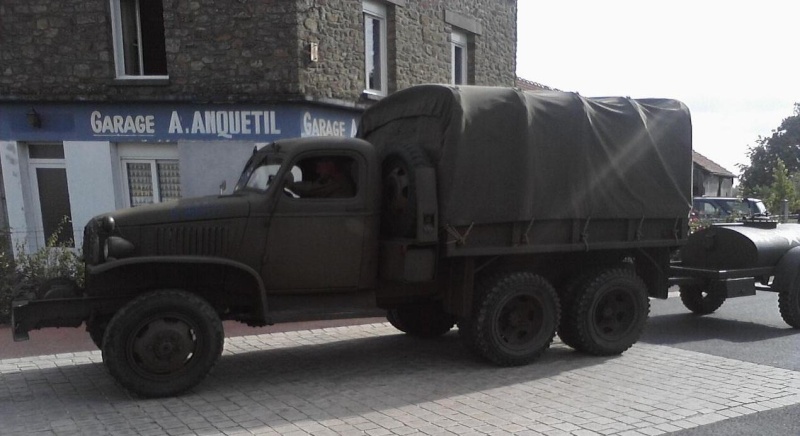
[179,140,255,197]
[1,141,32,256]
[64,141,118,249]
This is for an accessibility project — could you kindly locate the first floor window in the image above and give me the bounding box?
[111,0,168,77]
[123,159,181,207]
[363,1,388,95]
[451,30,469,85]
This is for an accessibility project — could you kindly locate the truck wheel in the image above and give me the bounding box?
[779,285,800,328]
[556,269,601,350]
[565,268,649,356]
[387,303,455,338]
[679,283,725,315]
[102,290,224,398]
[381,144,431,238]
[469,272,559,366]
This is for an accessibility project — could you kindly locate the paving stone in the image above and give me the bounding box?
[2,323,800,435]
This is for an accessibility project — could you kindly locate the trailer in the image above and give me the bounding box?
[669,219,800,327]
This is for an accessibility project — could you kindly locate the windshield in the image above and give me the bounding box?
[234,153,284,193]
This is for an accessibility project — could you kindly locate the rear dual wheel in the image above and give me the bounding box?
[462,272,559,366]
[559,268,649,356]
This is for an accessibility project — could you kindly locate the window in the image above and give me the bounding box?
[451,30,468,85]
[285,156,357,199]
[363,1,387,95]
[123,159,181,207]
[27,144,74,247]
[110,0,168,78]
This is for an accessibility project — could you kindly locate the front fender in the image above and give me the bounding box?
[88,256,270,324]
[772,246,800,295]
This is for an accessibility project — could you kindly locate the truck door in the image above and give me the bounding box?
[262,152,368,292]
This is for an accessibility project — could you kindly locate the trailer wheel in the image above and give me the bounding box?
[102,290,224,398]
[566,268,649,356]
[468,272,559,366]
[387,303,455,338]
[779,286,800,328]
[679,283,726,315]
[381,144,431,238]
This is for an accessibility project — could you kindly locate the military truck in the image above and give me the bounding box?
[11,85,693,397]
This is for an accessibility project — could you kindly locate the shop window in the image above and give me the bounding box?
[123,159,181,207]
[110,0,168,77]
[363,1,387,95]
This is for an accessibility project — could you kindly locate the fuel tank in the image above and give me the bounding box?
[681,222,800,269]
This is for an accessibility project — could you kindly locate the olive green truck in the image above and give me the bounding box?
[12,85,693,397]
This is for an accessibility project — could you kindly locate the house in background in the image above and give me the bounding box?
[693,150,735,197]
[515,77,555,91]
[0,0,518,256]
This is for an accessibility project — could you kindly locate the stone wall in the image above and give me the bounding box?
[1,0,516,104]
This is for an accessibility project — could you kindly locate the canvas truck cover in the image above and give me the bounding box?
[358,84,693,227]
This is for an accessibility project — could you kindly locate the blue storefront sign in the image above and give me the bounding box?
[0,102,361,142]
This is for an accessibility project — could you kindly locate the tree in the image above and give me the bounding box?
[765,159,799,215]
[739,103,800,195]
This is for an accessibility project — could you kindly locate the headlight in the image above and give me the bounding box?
[102,215,116,233]
[103,236,135,260]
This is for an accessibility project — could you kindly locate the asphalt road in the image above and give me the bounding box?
[645,291,800,435]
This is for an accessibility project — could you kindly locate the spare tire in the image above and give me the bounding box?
[381,144,431,238]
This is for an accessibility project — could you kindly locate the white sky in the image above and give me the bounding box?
[516,1,800,180]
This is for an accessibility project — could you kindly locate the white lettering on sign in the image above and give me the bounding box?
[302,111,348,137]
[89,109,283,138]
[90,111,155,135]
[188,111,281,138]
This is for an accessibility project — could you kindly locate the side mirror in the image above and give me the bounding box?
[219,180,227,195]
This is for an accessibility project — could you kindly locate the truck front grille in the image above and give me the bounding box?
[156,226,229,256]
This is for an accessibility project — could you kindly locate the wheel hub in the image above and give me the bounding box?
[595,290,634,339]
[132,318,196,374]
[499,296,543,347]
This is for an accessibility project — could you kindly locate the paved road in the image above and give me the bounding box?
[1,293,799,435]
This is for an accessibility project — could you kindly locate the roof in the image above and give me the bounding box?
[693,151,735,177]
[515,77,556,91]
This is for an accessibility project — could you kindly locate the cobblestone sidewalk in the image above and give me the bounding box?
[2,323,800,435]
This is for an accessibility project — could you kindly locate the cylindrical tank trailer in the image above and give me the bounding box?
[670,220,800,327]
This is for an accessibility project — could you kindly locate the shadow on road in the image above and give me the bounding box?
[1,327,620,429]
[642,312,798,345]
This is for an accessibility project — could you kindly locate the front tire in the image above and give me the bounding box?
[467,272,559,366]
[102,290,224,398]
[563,268,649,356]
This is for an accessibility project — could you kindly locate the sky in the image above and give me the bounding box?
[515,1,800,181]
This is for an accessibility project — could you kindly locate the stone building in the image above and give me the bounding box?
[0,0,517,253]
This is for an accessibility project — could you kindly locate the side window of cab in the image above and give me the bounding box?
[285,156,358,199]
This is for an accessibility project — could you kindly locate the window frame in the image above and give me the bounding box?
[363,0,388,96]
[26,143,74,248]
[109,0,169,80]
[451,30,468,85]
[117,143,179,207]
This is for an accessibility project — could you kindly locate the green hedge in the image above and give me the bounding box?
[0,228,84,325]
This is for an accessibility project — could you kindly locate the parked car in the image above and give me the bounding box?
[692,197,768,221]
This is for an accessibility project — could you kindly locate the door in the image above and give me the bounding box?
[28,143,74,248]
[262,153,368,292]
